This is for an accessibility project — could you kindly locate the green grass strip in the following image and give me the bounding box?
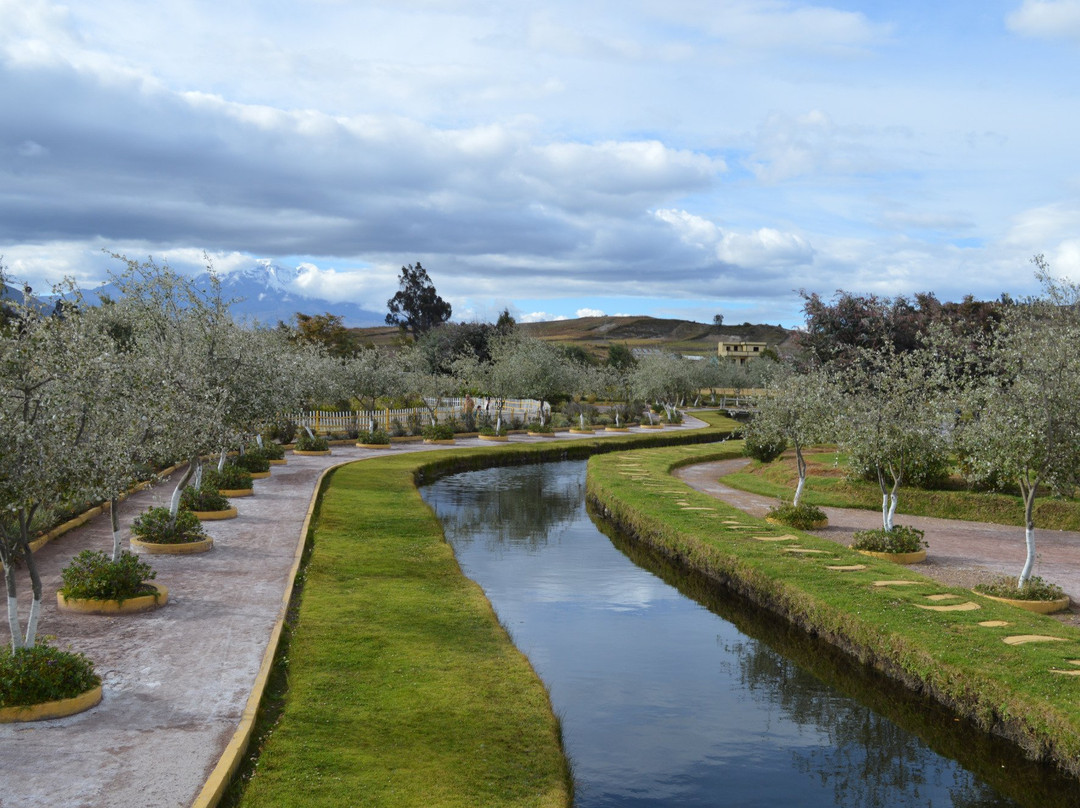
[722,451,1080,531]
[235,423,738,808]
[587,443,1080,778]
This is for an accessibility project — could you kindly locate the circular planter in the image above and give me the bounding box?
[606,426,630,432]
[423,439,456,445]
[975,591,1071,614]
[856,548,927,565]
[192,506,238,521]
[219,487,254,498]
[57,582,169,615]
[766,516,829,529]
[292,449,332,456]
[248,470,272,480]
[356,443,392,449]
[478,434,509,442]
[267,458,287,465]
[639,424,664,430]
[0,683,103,724]
[527,431,557,437]
[568,428,594,434]
[131,536,214,555]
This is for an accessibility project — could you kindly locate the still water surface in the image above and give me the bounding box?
[421,461,1078,808]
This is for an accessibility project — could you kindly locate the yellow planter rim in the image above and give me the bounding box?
[57,582,169,615]
[0,684,102,723]
[131,536,214,555]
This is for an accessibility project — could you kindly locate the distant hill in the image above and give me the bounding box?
[75,261,385,327]
[353,315,795,357]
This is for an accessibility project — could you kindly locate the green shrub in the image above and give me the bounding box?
[767,502,827,530]
[662,410,684,424]
[743,430,787,463]
[358,429,391,445]
[131,506,208,544]
[203,464,254,491]
[263,419,296,445]
[849,443,951,489]
[422,423,455,441]
[233,449,270,473]
[851,525,926,553]
[528,422,554,434]
[59,550,158,603]
[0,642,101,708]
[180,483,230,512]
[479,425,507,437]
[295,432,330,452]
[975,575,1066,602]
[258,441,286,460]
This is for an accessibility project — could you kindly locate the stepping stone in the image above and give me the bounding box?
[926,594,964,602]
[754,535,798,542]
[1050,661,1080,676]
[978,620,1011,627]
[825,564,867,571]
[874,580,920,587]
[782,548,829,554]
[1002,635,1068,646]
[916,602,981,612]
[680,507,716,511]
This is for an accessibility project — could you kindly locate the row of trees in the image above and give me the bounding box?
[748,257,1080,587]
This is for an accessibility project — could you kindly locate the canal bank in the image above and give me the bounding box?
[586,442,1080,782]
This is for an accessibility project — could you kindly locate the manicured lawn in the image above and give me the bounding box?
[723,447,1080,531]
[587,443,1080,779]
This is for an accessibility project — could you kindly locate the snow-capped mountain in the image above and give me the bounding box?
[80,261,384,327]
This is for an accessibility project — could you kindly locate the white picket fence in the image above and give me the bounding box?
[292,397,544,434]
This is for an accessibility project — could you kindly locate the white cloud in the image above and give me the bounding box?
[519,311,568,323]
[1007,1,1080,41]
[576,307,606,318]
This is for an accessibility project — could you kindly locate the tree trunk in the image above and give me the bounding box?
[877,467,889,530]
[1019,480,1039,586]
[19,512,42,647]
[216,448,227,472]
[4,556,21,651]
[793,440,806,507]
[111,496,122,562]
[169,458,198,524]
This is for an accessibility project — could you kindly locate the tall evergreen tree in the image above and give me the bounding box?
[385,262,452,338]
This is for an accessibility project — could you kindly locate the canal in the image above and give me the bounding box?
[420,460,1080,808]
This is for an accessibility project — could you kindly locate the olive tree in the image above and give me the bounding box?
[834,346,949,531]
[0,279,111,648]
[629,352,697,423]
[748,365,836,506]
[341,347,406,433]
[956,259,1080,586]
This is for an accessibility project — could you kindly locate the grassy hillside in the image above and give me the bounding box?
[352,315,794,358]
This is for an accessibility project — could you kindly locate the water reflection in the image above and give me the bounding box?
[422,461,1078,808]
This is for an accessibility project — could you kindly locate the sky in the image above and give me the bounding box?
[2,0,1080,327]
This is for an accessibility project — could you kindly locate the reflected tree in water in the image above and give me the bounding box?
[431,464,584,550]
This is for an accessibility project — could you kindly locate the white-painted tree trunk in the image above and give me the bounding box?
[216,448,227,472]
[793,475,806,508]
[6,595,21,651]
[256,434,264,449]
[24,597,41,647]
[169,459,197,520]
[110,497,122,562]
[496,415,502,433]
[1019,483,1039,586]
[886,494,898,531]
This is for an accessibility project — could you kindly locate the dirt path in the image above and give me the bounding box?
[674,458,1080,625]
[0,419,708,808]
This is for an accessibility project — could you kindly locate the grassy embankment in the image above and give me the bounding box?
[230,420,738,808]
[723,448,1080,531]
[586,442,1080,778]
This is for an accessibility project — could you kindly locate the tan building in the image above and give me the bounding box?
[717,337,768,365]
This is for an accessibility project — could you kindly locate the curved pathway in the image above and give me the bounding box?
[674,458,1080,620]
[0,420,706,808]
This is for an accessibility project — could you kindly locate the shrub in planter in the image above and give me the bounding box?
[974,575,1065,602]
[131,506,208,544]
[180,483,230,512]
[203,464,254,491]
[743,431,787,463]
[479,425,508,437]
[422,423,455,441]
[60,550,158,603]
[295,432,330,452]
[767,502,828,530]
[662,410,684,425]
[257,441,286,461]
[358,429,391,445]
[851,525,926,554]
[528,423,554,434]
[233,449,270,474]
[0,642,101,708]
[389,418,408,438]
